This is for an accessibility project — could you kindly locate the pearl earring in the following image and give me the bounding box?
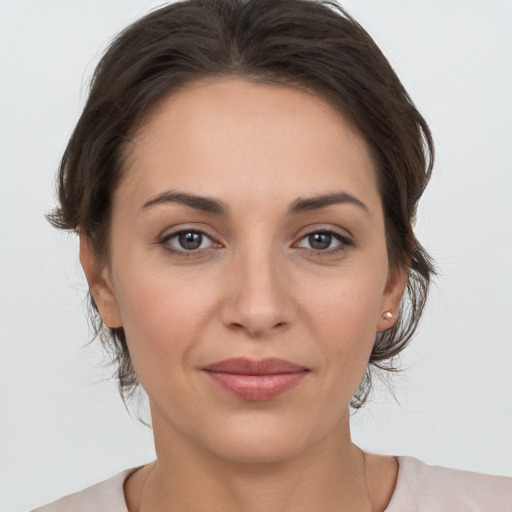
[382,311,393,320]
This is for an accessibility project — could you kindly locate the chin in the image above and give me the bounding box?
[197,412,329,465]
[209,436,308,465]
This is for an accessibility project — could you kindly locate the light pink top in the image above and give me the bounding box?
[33,456,512,511]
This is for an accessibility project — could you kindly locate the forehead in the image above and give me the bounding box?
[118,78,381,215]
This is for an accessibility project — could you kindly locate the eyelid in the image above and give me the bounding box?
[156,224,353,257]
[292,228,354,253]
[158,227,223,254]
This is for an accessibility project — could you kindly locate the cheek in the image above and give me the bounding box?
[298,267,386,369]
[111,266,218,383]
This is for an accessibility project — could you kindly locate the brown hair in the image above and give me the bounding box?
[48,0,435,408]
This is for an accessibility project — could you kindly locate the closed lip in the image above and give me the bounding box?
[202,357,309,375]
[202,357,309,401]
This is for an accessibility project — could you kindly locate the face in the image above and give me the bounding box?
[82,78,403,463]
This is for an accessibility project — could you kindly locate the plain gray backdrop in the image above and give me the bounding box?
[1,1,511,510]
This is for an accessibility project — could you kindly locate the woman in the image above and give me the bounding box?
[30,0,511,510]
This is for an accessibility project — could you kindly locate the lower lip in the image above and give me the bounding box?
[204,371,308,401]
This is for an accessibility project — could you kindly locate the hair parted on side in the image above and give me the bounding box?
[48,0,435,409]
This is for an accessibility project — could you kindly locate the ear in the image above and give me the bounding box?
[79,232,123,328]
[376,269,408,332]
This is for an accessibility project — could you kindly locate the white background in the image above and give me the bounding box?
[1,1,511,510]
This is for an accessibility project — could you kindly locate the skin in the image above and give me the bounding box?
[81,78,404,511]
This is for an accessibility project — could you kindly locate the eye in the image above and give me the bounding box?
[161,229,216,253]
[295,230,353,253]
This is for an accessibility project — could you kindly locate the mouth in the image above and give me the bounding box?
[202,357,309,401]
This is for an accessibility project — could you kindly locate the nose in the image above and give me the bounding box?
[220,244,295,338]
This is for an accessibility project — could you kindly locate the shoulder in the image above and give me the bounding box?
[385,456,512,512]
[32,468,136,512]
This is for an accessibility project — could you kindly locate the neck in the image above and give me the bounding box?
[127,410,373,512]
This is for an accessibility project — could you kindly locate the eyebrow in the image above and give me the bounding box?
[141,191,227,215]
[141,190,369,217]
[287,192,369,215]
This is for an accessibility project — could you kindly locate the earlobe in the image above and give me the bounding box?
[79,233,123,328]
[376,269,408,331]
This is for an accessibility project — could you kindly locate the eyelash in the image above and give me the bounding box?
[158,229,354,256]
[293,230,354,255]
[159,229,220,256]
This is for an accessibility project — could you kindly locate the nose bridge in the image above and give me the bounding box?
[223,234,293,336]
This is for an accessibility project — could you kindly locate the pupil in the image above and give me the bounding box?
[179,232,202,250]
[309,232,331,250]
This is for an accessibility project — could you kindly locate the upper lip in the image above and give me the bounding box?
[203,357,308,375]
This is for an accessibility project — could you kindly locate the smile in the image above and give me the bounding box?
[202,357,310,401]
